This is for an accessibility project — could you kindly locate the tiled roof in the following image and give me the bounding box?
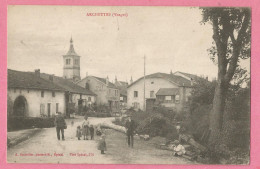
[87,76,118,89]
[116,81,128,87]
[120,89,127,96]
[175,71,205,81]
[40,73,96,96]
[8,69,64,91]
[128,72,192,88]
[115,81,128,96]
[156,88,180,96]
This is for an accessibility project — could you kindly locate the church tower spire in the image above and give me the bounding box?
[63,37,81,82]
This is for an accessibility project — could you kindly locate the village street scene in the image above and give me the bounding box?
[7,6,250,164]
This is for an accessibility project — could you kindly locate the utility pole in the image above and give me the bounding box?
[143,55,146,111]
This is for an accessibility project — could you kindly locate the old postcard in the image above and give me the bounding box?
[6,5,250,164]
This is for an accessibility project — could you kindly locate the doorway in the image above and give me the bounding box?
[13,96,28,116]
[47,103,51,117]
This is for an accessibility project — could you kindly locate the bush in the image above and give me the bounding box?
[8,117,55,131]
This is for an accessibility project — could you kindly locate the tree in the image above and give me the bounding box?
[190,78,216,110]
[201,8,251,137]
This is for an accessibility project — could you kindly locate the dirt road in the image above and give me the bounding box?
[7,117,196,164]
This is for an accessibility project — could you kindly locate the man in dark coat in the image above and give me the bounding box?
[125,115,136,148]
[54,112,66,141]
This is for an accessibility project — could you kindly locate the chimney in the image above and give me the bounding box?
[49,74,54,82]
[130,76,133,84]
[205,76,208,81]
[115,76,117,83]
[106,76,109,86]
[35,69,40,77]
[191,78,193,86]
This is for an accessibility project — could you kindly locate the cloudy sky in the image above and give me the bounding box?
[7,6,249,82]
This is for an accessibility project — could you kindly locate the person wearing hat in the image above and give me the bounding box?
[54,112,67,141]
[125,115,136,148]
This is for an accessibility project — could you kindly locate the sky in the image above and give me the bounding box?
[7,6,250,83]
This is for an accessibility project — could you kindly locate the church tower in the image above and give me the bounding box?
[63,37,81,82]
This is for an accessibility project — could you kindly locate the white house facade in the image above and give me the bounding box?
[127,72,193,111]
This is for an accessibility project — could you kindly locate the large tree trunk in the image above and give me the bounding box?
[209,78,228,144]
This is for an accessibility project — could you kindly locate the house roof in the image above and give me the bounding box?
[8,69,65,91]
[127,72,192,88]
[79,76,118,89]
[120,89,127,96]
[40,73,96,96]
[174,71,206,81]
[115,81,128,96]
[115,81,128,87]
[156,88,180,96]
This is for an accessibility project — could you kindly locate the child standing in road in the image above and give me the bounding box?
[97,134,107,154]
[89,125,94,140]
[82,125,89,140]
[96,125,102,136]
[76,126,82,140]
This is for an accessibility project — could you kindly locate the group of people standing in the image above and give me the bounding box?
[54,113,137,155]
[76,116,95,140]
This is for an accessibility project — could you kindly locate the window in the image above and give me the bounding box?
[115,90,118,96]
[175,95,180,103]
[41,91,44,97]
[150,91,154,98]
[134,91,138,97]
[120,96,124,101]
[75,59,79,65]
[88,97,91,101]
[27,90,30,93]
[52,91,55,97]
[151,81,154,84]
[165,96,172,101]
[56,103,59,113]
[40,104,45,116]
[66,59,71,65]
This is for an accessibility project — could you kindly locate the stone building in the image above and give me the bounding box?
[77,75,120,113]
[8,69,96,118]
[40,73,96,116]
[114,76,128,108]
[63,38,81,82]
[8,69,66,117]
[127,72,193,112]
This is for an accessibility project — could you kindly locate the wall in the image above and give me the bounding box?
[77,77,108,105]
[77,77,120,105]
[8,88,66,117]
[127,78,179,110]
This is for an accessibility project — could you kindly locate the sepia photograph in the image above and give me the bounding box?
[7,6,250,164]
